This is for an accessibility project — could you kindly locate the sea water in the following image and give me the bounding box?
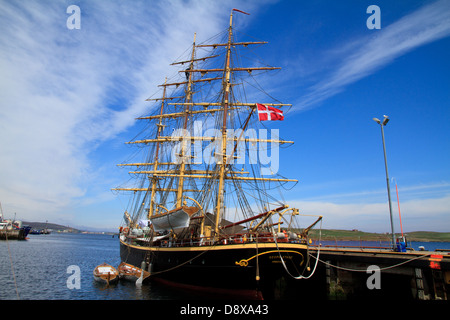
[0,233,188,300]
[1,233,449,300]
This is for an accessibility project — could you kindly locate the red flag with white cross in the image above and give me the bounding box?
[256,103,284,121]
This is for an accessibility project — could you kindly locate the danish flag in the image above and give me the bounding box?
[256,103,284,121]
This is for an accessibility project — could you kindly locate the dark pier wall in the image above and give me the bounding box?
[278,248,449,300]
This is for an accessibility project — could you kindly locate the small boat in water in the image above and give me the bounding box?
[30,221,51,235]
[93,263,119,285]
[118,262,151,284]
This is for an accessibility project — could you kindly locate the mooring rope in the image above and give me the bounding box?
[275,218,323,280]
[308,250,435,273]
[148,241,220,276]
[3,230,20,299]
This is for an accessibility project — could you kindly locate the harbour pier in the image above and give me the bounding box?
[305,246,450,300]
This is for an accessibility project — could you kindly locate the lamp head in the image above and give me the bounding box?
[382,115,389,126]
[373,117,381,124]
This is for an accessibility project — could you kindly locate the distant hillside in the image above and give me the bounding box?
[307,229,450,242]
[19,221,450,241]
[403,231,450,242]
[23,221,80,233]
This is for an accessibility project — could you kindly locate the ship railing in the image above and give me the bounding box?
[309,238,393,251]
[217,232,305,246]
[126,230,307,247]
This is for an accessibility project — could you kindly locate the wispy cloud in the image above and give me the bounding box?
[0,0,261,223]
[289,182,450,232]
[297,181,450,203]
[290,195,450,232]
[294,0,450,111]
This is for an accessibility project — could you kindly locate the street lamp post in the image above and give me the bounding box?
[373,115,396,250]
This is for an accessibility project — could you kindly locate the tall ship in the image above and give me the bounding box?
[115,9,322,299]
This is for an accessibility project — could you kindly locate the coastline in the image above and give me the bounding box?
[308,229,450,242]
[20,221,450,242]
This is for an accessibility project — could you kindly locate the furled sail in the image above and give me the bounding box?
[150,206,200,232]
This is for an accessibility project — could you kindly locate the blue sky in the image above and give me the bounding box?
[0,0,449,233]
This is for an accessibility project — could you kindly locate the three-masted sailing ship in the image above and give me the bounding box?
[115,9,322,299]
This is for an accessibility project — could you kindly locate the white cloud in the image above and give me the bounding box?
[0,0,261,223]
[289,193,450,233]
[294,0,450,111]
[2,0,448,234]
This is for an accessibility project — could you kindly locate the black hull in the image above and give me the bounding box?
[120,240,322,299]
[0,226,31,240]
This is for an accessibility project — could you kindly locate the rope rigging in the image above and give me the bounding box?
[116,14,302,266]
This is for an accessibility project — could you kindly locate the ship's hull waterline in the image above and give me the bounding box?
[120,240,313,299]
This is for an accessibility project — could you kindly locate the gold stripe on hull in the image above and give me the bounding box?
[120,239,308,252]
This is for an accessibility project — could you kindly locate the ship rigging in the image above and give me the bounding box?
[114,9,321,299]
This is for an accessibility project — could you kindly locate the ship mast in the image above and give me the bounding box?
[115,10,299,236]
[148,77,168,218]
[213,11,234,237]
[176,33,197,208]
